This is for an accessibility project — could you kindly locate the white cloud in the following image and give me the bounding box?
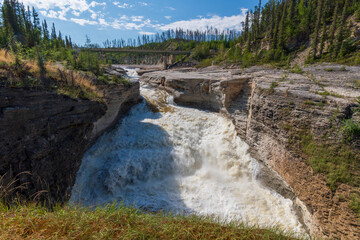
[139,2,148,6]
[131,16,144,22]
[70,18,98,26]
[113,2,134,8]
[21,0,106,20]
[139,31,155,35]
[165,7,176,11]
[159,9,247,32]
[72,11,81,17]
[165,16,172,20]
[40,9,69,20]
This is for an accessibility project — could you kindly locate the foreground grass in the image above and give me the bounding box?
[0,203,302,240]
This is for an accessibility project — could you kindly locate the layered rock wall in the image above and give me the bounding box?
[141,65,360,239]
[0,80,140,204]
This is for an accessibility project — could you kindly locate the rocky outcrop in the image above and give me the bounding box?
[92,80,141,139]
[0,80,140,204]
[141,67,249,112]
[140,65,360,239]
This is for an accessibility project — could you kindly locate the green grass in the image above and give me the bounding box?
[300,133,360,191]
[341,119,360,142]
[354,80,360,89]
[56,85,103,102]
[289,65,304,74]
[315,91,344,99]
[303,100,316,106]
[324,67,347,72]
[269,81,279,94]
[98,75,131,85]
[195,58,213,68]
[0,202,302,240]
[350,193,360,221]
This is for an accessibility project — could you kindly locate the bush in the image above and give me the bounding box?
[269,81,279,94]
[350,193,360,221]
[72,50,103,75]
[341,119,360,142]
[191,44,210,61]
[300,133,358,190]
[355,3,360,21]
[289,64,304,74]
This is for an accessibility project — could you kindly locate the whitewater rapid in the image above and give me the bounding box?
[71,67,305,234]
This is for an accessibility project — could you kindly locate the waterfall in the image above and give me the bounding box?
[71,67,305,234]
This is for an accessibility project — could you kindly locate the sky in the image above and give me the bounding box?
[20,0,267,46]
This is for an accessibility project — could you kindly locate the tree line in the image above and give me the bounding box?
[236,0,360,63]
[101,28,241,49]
[101,0,360,66]
[0,0,73,50]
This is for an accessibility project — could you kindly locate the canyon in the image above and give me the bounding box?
[0,64,359,239]
[141,65,360,239]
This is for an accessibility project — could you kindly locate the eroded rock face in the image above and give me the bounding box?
[92,80,141,139]
[0,81,141,204]
[140,65,360,239]
[141,67,250,112]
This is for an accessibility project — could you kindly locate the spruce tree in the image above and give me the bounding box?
[32,7,41,44]
[244,11,250,43]
[42,20,49,41]
[277,1,287,50]
[319,0,328,56]
[328,0,339,53]
[311,0,324,59]
[334,0,349,57]
[51,23,56,40]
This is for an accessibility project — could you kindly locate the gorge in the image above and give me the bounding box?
[1,65,359,239]
[71,68,305,236]
[71,65,360,239]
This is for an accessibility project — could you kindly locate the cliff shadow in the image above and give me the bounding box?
[71,100,193,215]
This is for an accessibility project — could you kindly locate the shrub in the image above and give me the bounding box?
[300,133,358,190]
[72,50,103,75]
[341,119,360,142]
[350,193,360,221]
[269,81,279,94]
[37,50,47,83]
[191,45,210,61]
[289,64,304,74]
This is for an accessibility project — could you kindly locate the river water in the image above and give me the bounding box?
[71,67,305,234]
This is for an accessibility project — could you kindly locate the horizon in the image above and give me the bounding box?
[19,0,268,46]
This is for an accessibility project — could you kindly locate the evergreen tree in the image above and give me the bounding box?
[334,0,349,57]
[51,22,56,40]
[319,0,328,56]
[328,0,339,53]
[32,7,41,44]
[311,0,324,59]
[277,1,287,49]
[42,20,49,41]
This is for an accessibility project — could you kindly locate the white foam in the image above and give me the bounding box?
[71,67,305,235]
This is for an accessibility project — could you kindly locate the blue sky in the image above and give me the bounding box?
[21,0,267,46]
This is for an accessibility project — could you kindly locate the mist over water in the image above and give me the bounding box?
[71,67,304,234]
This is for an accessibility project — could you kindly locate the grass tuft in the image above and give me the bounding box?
[300,133,360,191]
[0,203,304,240]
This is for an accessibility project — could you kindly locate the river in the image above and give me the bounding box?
[71,67,305,234]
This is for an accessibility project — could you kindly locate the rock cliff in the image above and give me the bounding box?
[140,65,360,239]
[0,78,140,204]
